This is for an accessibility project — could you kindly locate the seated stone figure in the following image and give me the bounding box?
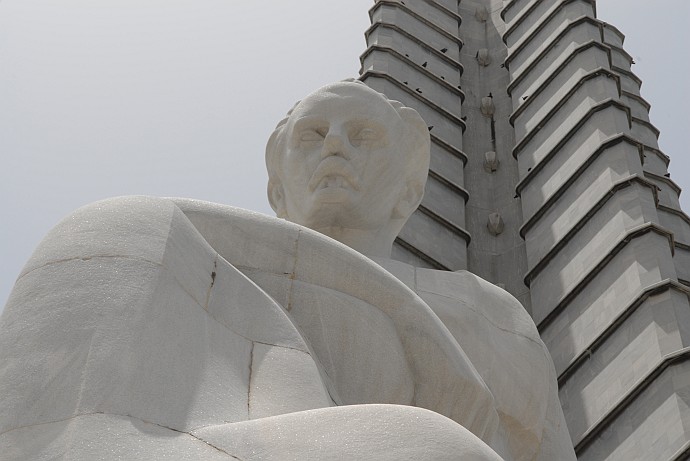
[0,81,576,460]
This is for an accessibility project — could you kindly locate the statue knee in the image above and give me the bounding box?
[5,196,185,322]
[18,196,180,278]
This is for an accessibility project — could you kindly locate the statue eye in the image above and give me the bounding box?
[299,129,324,142]
[352,128,379,141]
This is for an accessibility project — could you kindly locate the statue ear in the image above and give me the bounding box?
[393,180,424,220]
[268,183,287,219]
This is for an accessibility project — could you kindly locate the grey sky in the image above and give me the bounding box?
[2,0,688,308]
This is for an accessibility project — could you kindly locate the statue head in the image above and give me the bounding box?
[266,79,430,258]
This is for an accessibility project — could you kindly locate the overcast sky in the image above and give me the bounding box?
[1,0,688,309]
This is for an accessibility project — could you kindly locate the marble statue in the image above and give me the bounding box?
[0,80,576,460]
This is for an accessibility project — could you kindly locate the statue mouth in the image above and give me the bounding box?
[316,175,348,190]
[308,157,360,192]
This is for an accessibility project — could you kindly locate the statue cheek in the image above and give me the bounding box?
[282,156,308,182]
[289,148,319,170]
[362,149,395,177]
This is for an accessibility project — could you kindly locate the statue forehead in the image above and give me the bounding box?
[289,83,401,122]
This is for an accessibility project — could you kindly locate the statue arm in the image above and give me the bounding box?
[1,196,504,459]
[401,267,577,460]
[171,198,501,443]
[0,196,330,438]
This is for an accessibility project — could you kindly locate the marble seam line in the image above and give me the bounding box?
[0,411,244,460]
[247,342,254,420]
[286,228,301,311]
[17,252,219,319]
[167,253,308,354]
[234,265,464,328]
[415,288,543,347]
[17,254,163,281]
[22,250,311,354]
[238,263,543,351]
[234,263,440,326]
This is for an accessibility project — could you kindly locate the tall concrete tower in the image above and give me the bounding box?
[360,1,690,459]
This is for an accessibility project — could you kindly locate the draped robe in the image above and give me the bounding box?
[0,196,575,460]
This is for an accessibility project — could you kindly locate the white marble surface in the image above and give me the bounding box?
[0,82,575,460]
[0,195,575,460]
[265,80,430,259]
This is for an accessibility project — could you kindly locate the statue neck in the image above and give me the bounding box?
[313,225,395,259]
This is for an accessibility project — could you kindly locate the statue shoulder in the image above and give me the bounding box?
[417,267,541,342]
[376,261,558,460]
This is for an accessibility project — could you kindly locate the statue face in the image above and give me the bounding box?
[276,85,410,231]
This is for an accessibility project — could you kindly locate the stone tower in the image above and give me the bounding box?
[359,0,690,459]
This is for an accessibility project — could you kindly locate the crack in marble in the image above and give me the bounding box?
[204,254,219,310]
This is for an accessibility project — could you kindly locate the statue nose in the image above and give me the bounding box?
[321,132,348,159]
